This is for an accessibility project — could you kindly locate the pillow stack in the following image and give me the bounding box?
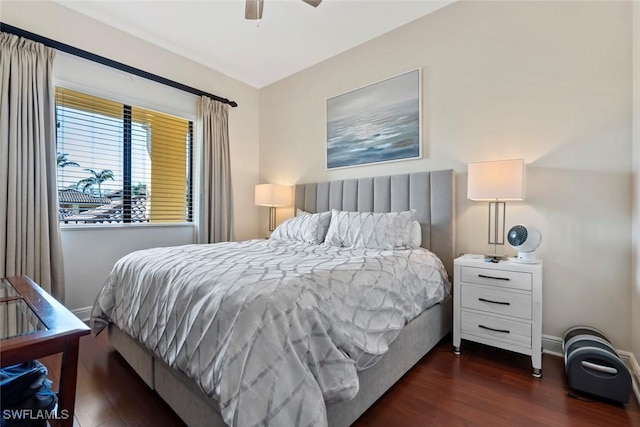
[270,208,421,249]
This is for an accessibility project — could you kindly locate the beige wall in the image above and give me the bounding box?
[633,1,640,361]
[2,1,261,310]
[260,1,633,348]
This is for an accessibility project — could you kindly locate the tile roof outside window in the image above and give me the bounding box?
[58,189,111,205]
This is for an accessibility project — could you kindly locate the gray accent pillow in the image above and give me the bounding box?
[325,209,416,249]
[270,211,332,244]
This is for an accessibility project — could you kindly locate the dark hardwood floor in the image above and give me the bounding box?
[40,333,640,427]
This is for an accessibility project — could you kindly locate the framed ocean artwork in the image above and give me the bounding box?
[326,69,421,169]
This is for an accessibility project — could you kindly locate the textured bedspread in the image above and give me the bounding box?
[91,239,450,426]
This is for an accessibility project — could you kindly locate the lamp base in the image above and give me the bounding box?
[268,206,276,232]
[488,201,506,245]
[484,254,507,263]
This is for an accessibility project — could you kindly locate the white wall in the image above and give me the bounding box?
[2,1,262,310]
[60,225,194,311]
[260,1,633,348]
[633,1,640,362]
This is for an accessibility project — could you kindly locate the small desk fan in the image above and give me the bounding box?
[507,225,541,263]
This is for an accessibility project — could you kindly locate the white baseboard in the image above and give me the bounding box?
[71,306,92,323]
[543,334,640,405]
[542,334,563,357]
[626,352,640,406]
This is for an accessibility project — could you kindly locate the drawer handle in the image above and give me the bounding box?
[478,274,510,281]
[478,298,510,306]
[478,324,510,334]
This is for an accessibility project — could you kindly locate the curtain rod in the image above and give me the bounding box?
[0,23,238,108]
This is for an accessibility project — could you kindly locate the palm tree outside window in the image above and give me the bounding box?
[76,169,115,197]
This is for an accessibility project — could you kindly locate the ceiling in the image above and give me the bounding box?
[54,0,455,88]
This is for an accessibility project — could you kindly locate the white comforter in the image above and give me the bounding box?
[91,239,450,426]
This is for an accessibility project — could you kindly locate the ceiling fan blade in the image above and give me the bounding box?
[302,0,322,7]
[245,0,264,20]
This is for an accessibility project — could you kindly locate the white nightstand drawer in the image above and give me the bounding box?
[461,311,532,349]
[460,266,532,291]
[461,285,532,320]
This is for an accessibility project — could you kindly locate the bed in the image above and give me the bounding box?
[91,169,455,427]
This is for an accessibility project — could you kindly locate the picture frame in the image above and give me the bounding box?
[326,69,422,169]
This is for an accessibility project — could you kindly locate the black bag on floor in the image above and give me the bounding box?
[0,360,58,427]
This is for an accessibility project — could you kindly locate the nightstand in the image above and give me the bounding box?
[453,254,543,378]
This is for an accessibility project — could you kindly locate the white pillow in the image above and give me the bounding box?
[270,211,331,244]
[408,220,422,248]
[324,209,416,249]
[296,208,311,216]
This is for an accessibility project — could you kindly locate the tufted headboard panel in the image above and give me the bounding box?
[294,169,455,278]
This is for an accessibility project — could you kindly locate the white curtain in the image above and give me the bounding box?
[198,96,233,243]
[0,33,65,300]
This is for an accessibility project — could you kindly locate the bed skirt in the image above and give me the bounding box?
[108,295,452,427]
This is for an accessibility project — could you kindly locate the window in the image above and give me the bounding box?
[55,88,193,224]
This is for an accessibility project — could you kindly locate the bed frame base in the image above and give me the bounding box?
[108,296,452,427]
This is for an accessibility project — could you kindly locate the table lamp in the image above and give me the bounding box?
[467,159,524,261]
[255,183,292,231]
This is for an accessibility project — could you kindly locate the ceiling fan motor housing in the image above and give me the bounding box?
[245,0,322,20]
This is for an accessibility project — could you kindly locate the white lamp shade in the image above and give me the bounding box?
[255,183,292,207]
[467,159,525,201]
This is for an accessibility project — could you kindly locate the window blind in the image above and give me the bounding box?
[56,87,193,224]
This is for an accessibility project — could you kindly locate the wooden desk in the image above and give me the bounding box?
[0,275,90,427]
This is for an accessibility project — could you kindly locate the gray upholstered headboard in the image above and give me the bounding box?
[294,169,455,278]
